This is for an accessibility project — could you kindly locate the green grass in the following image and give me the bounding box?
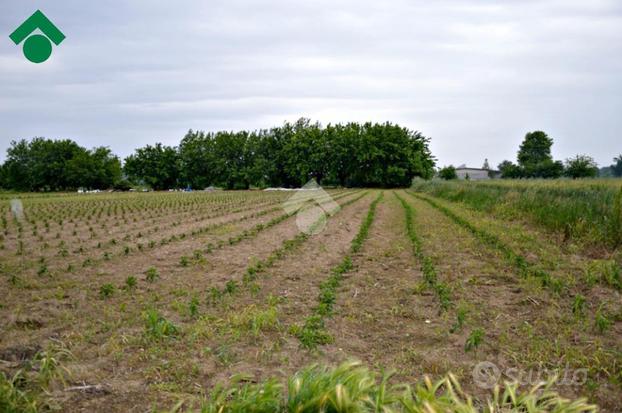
[169,360,596,412]
[411,179,622,249]
[0,371,38,413]
[407,191,565,294]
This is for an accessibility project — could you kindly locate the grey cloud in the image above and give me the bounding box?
[1,0,620,168]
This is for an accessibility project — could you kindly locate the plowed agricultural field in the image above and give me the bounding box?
[1,189,620,412]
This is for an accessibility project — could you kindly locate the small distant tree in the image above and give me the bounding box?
[482,159,491,170]
[498,160,522,179]
[612,155,622,177]
[517,131,563,178]
[564,155,599,179]
[517,131,554,167]
[438,165,457,180]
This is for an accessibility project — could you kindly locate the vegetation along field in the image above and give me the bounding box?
[1,181,621,412]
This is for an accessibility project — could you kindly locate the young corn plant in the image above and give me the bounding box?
[465,328,484,353]
[449,305,468,333]
[125,275,137,290]
[145,266,159,282]
[295,193,382,349]
[395,192,453,312]
[99,283,115,299]
[144,309,178,340]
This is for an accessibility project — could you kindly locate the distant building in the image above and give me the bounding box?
[455,165,500,180]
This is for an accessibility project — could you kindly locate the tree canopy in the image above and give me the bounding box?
[0,138,122,191]
[124,119,435,190]
[564,155,599,179]
[124,143,179,190]
[0,119,436,191]
[438,165,457,180]
[498,131,565,179]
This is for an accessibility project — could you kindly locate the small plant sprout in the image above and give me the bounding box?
[144,309,178,339]
[450,305,468,333]
[572,294,587,317]
[189,296,200,318]
[145,266,159,282]
[99,283,115,299]
[125,275,137,290]
[180,255,190,267]
[224,280,238,295]
[595,305,612,334]
[207,287,222,304]
[465,328,484,353]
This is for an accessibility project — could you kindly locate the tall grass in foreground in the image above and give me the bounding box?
[411,179,622,250]
[166,360,596,412]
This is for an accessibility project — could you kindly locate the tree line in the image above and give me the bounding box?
[0,119,436,191]
[0,138,123,191]
[438,131,622,180]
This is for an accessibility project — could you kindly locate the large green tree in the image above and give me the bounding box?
[124,143,179,190]
[516,131,563,178]
[1,139,121,191]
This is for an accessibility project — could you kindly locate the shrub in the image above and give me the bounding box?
[438,165,458,180]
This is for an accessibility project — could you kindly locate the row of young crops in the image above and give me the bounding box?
[0,186,620,412]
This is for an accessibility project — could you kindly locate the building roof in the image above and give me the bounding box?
[456,167,496,172]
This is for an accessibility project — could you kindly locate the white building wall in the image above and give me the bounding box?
[456,169,490,180]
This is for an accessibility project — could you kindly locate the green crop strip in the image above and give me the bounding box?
[395,192,451,311]
[406,191,566,294]
[243,191,369,284]
[205,191,369,302]
[294,192,383,349]
[208,190,358,255]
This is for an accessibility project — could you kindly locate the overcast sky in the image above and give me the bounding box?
[1,0,620,168]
